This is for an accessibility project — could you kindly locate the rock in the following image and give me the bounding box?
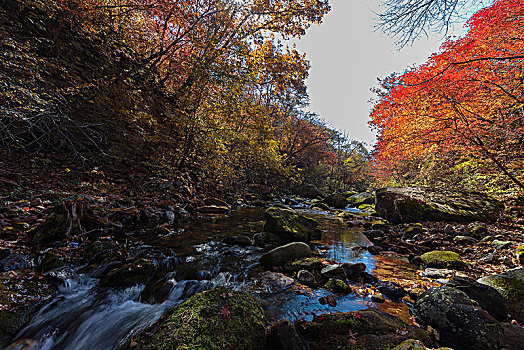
[203,197,230,208]
[341,262,367,277]
[453,235,478,245]
[121,287,266,350]
[223,236,252,246]
[295,309,431,350]
[297,270,315,286]
[40,251,66,272]
[347,192,375,207]
[267,319,308,350]
[376,281,407,300]
[446,277,507,321]
[0,253,31,272]
[294,183,325,199]
[421,268,454,279]
[514,245,524,265]
[414,286,503,349]
[259,242,311,267]
[164,210,175,221]
[253,232,282,248]
[402,223,424,240]
[318,294,337,307]
[320,264,346,280]
[491,240,511,250]
[368,245,384,255]
[310,202,330,211]
[290,258,323,271]
[324,279,351,294]
[392,339,452,350]
[99,259,156,288]
[263,207,320,243]
[0,271,56,347]
[195,205,230,214]
[321,194,349,209]
[467,223,488,239]
[371,293,386,303]
[259,272,295,291]
[420,251,466,270]
[375,187,503,224]
[500,322,524,350]
[478,268,524,323]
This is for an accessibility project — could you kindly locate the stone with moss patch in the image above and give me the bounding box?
[324,279,351,294]
[264,206,320,243]
[392,339,453,350]
[260,242,311,267]
[478,268,524,323]
[295,309,431,350]
[514,245,524,265]
[467,224,488,239]
[420,251,465,270]
[120,287,266,350]
[375,187,503,224]
[291,258,323,271]
[40,251,66,272]
[0,270,56,347]
[414,286,503,350]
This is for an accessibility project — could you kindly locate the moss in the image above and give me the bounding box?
[295,310,431,350]
[263,207,320,243]
[514,245,524,265]
[40,251,66,272]
[484,273,524,323]
[291,258,323,271]
[121,287,266,350]
[420,251,465,270]
[324,279,351,294]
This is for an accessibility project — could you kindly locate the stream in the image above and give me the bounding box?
[12,206,416,350]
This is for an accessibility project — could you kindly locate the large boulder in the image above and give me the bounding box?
[294,309,431,350]
[264,207,320,243]
[259,242,311,267]
[347,192,375,207]
[420,251,466,270]
[321,194,349,209]
[414,286,503,349]
[294,183,325,198]
[375,187,504,224]
[478,268,524,323]
[121,287,266,350]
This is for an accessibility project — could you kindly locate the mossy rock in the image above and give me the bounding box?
[120,287,266,350]
[392,339,453,350]
[0,270,56,347]
[375,187,503,224]
[295,309,431,350]
[263,207,320,243]
[467,224,488,239]
[414,286,503,350]
[259,242,311,267]
[357,204,375,211]
[291,258,324,271]
[421,251,466,270]
[324,279,351,294]
[40,251,66,272]
[99,259,157,288]
[514,245,524,265]
[403,223,424,239]
[478,268,524,323]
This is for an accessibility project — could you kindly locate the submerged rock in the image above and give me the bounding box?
[420,251,466,270]
[414,286,503,349]
[121,287,266,350]
[375,187,503,224]
[263,207,320,243]
[295,309,431,350]
[478,268,524,323]
[259,242,311,267]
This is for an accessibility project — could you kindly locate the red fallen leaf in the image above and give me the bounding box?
[354,312,363,319]
[220,307,231,317]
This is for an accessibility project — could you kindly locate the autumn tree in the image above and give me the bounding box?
[370,0,524,193]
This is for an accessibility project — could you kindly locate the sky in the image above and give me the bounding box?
[291,0,468,146]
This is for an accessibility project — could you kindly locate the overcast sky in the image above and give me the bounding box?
[291,0,469,146]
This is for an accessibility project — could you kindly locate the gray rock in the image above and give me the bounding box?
[320,264,346,280]
[297,270,315,285]
[259,272,295,291]
[294,183,325,199]
[414,286,503,349]
[260,242,311,267]
[453,235,478,245]
[422,268,454,279]
[375,187,503,224]
[478,268,524,323]
[347,192,374,207]
[322,194,349,209]
[491,240,512,250]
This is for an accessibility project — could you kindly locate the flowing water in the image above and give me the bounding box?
[12,206,415,350]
